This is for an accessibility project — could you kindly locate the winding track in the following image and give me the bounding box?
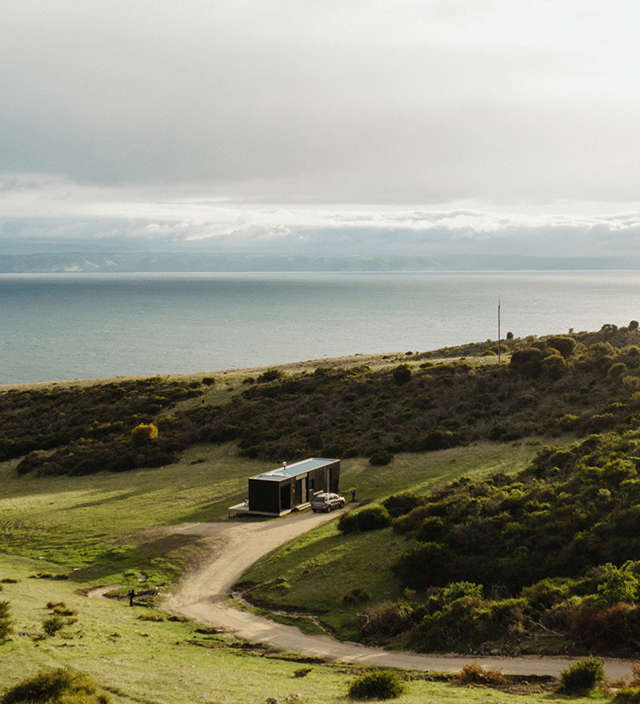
[162,510,634,679]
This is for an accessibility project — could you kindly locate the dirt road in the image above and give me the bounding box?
[163,511,634,679]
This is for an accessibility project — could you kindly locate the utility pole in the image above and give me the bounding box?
[497,298,501,364]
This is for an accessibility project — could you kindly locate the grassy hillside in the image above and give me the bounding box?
[0,443,273,588]
[7,321,640,476]
[241,428,640,657]
[4,324,640,700]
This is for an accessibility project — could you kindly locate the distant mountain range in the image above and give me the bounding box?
[1,252,639,273]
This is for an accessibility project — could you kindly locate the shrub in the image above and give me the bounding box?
[547,336,577,358]
[594,563,639,607]
[355,505,391,532]
[201,376,215,385]
[131,423,158,445]
[358,601,413,637]
[417,516,445,541]
[420,428,455,451]
[348,670,404,700]
[369,450,393,466]
[382,493,423,518]
[453,662,505,686]
[608,361,627,378]
[393,542,450,589]
[614,687,640,703]
[1,668,110,704]
[42,614,65,637]
[510,347,544,376]
[442,581,483,604]
[257,369,283,383]
[0,601,11,641]
[559,656,604,694]
[392,364,412,385]
[543,353,567,379]
[343,588,371,606]
[630,320,640,331]
[338,512,359,534]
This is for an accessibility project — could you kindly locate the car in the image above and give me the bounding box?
[311,492,345,512]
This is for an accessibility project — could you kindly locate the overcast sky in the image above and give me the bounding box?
[2,0,640,255]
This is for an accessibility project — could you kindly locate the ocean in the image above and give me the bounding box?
[2,270,640,384]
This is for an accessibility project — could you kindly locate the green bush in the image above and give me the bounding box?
[42,614,65,637]
[1,668,110,704]
[559,656,604,694]
[417,516,445,541]
[348,670,404,700]
[442,581,483,604]
[355,505,391,532]
[510,347,544,376]
[614,687,640,703]
[358,601,413,637]
[257,369,283,383]
[547,336,577,358]
[0,601,11,641]
[369,450,393,466]
[338,512,359,534]
[392,364,412,385]
[382,493,423,518]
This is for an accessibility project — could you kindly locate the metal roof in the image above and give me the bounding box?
[250,457,339,482]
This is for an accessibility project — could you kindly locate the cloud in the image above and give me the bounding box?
[1,1,640,202]
[2,173,640,258]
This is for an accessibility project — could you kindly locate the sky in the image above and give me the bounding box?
[2,0,640,257]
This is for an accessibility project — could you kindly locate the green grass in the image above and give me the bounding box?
[0,555,597,704]
[0,443,273,587]
[240,441,545,639]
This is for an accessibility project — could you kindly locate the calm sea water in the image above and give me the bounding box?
[2,271,640,384]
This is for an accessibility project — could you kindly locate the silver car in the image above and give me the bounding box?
[311,492,345,512]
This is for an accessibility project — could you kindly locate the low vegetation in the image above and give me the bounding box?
[1,668,110,704]
[6,321,640,477]
[242,424,640,656]
[348,671,404,700]
[559,657,605,695]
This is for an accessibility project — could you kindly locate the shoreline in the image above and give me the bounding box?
[0,349,469,392]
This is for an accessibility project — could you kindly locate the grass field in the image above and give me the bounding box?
[240,441,546,640]
[0,420,587,702]
[0,443,273,588]
[0,554,599,704]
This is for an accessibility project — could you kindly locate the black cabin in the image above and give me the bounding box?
[248,457,340,516]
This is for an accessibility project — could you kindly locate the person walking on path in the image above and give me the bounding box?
[350,489,356,503]
[128,589,135,607]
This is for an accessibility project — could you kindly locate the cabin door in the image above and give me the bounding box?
[280,484,291,511]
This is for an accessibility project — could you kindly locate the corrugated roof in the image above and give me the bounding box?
[250,457,339,482]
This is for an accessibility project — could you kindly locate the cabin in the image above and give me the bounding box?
[229,457,340,517]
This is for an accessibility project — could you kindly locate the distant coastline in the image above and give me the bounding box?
[3,252,640,273]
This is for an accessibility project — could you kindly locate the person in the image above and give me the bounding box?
[128,589,135,607]
[350,488,356,503]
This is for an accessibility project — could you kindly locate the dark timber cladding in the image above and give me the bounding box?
[248,457,340,515]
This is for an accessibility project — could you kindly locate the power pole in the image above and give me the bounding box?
[497,298,501,364]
